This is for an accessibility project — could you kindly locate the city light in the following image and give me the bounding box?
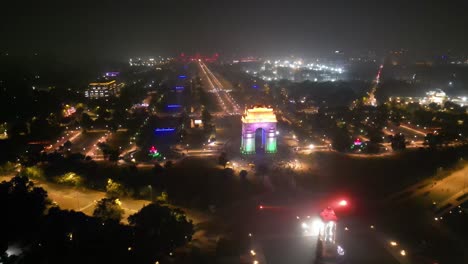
[337,245,345,256]
[338,200,348,206]
[245,58,346,82]
[301,218,324,236]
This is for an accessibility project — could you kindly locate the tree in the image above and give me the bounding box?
[0,162,17,175]
[330,127,352,152]
[201,107,212,125]
[106,178,127,198]
[19,166,44,179]
[179,111,190,128]
[239,170,248,181]
[368,127,384,144]
[0,176,50,248]
[164,160,174,169]
[425,133,443,148]
[80,112,93,130]
[108,149,120,162]
[97,142,120,162]
[93,197,125,223]
[128,203,194,262]
[156,191,169,203]
[57,172,83,186]
[0,177,134,264]
[63,140,72,149]
[33,207,133,264]
[389,133,406,151]
[218,152,228,168]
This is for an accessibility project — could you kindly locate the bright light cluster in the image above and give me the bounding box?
[301,218,325,237]
[241,107,277,124]
[244,58,345,82]
[129,56,170,66]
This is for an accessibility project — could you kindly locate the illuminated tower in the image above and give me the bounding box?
[241,106,277,154]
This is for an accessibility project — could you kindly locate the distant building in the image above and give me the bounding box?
[421,89,447,105]
[129,57,169,66]
[450,96,468,107]
[85,80,119,99]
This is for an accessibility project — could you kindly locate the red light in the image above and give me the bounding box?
[259,205,263,210]
[339,200,348,207]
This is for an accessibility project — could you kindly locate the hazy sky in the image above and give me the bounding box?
[1,0,467,59]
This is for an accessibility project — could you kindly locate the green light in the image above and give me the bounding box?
[243,138,255,154]
[265,137,277,153]
[149,152,161,159]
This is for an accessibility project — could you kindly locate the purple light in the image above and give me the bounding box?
[175,86,184,90]
[167,104,181,108]
[105,72,119,77]
[155,128,175,132]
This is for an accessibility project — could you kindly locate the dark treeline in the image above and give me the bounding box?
[0,176,194,264]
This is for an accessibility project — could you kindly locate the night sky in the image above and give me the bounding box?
[1,0,467,59]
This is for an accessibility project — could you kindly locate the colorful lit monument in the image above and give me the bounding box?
[241,106,277,154]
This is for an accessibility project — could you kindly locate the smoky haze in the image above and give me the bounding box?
[1,0,467,59]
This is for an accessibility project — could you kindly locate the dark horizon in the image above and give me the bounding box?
[1,0,468,60]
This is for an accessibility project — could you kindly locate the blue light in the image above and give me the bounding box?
[178,75,187,79]
[167,104,181,108]
[155,128,176,132]
[253,85,258,89]
[175,86,184,90]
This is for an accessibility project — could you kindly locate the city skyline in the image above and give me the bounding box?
[2,1,468,263]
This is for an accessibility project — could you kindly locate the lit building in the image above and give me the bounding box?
[129,57,170,66]
[85,80,118,99]
[421,89,447,105]
[241,106,277,154]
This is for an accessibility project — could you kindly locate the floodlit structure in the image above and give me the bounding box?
[241,106,277,154]
[85,80,118,99]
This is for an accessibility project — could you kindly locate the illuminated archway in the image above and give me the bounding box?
[241,106,277,154]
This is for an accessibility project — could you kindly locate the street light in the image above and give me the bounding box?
[148,185,153,201]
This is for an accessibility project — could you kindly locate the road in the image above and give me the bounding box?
[44,130,82,153]
[389,162,468,217]
[238,197,402,264]
[85,131,113,160]
[383,122,426,147]
[198,61,241,115]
